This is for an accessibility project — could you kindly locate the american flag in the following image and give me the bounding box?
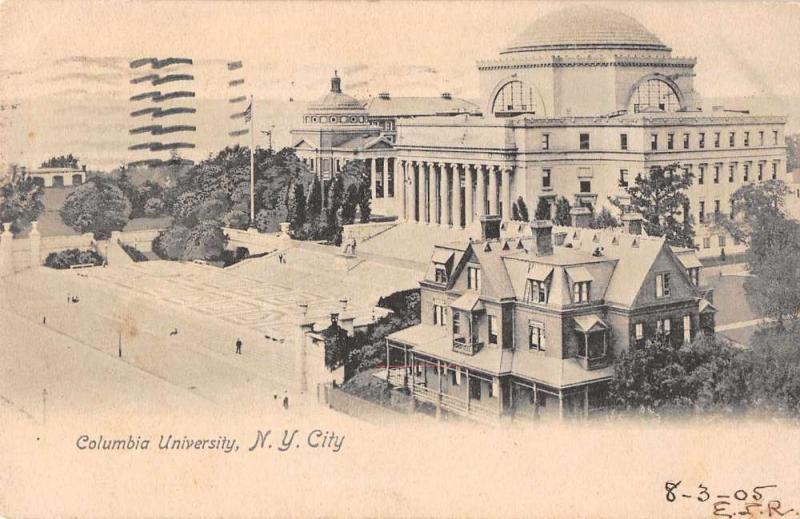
[243,102,252,123]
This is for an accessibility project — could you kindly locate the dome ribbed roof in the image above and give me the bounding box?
[308,73,366,112]
[308,92,365,111]
[501,6,669,54]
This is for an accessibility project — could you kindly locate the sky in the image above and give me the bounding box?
[1,0,799,170]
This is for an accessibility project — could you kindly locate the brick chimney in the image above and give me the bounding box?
[530,220,553,256]
[570,206,592,228]
[622,212,644,235]
[480,214,501,241]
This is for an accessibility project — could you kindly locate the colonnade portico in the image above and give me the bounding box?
[394,159,514,228]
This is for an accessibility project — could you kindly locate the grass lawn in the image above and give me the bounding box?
[705,274,761,325]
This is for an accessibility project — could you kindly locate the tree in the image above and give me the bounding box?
[289,183,307,229]
[786,133,800,171]
[609,333,749,416]
[143,197,165,217]
[590,207,619,229]
[357,182,371,223]
[534,197,551,221]
[717,180,790,265]
[746,324,800,415]
[326,173,346,238]
[610,163,695,248]
[60,177,131,239]
[553,196,571,226]
[181,221,228,261]
[152,225,192,260]
[511,196,529,222]
[340,184,359,225]
[0,169,44,233]
[742,224,800,326]
[306,177,323,222]
[41,154,79,169]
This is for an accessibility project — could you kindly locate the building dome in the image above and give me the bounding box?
[307,72,366,112]
[501,6,669,55]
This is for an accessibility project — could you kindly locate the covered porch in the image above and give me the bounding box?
[573,314,610,370]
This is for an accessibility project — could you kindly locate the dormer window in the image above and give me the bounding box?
[525,264,553,304]
[573,282,591,303]
[527,280,548,304]
[566,266,593,304]
[688,267,700,287]
[431,249,454,284]
[467,266,481,291]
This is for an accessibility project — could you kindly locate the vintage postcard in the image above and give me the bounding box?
[1,1,800,517]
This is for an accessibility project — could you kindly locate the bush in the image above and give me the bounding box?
[44,248,104,269]
[143,197,165,217]
[152,225,192,260]
[119,242,148,262]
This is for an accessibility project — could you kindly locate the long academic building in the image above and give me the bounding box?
[293,6,788,258]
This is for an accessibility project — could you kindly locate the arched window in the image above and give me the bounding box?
[629,79,681,113]
[492,80,537,116]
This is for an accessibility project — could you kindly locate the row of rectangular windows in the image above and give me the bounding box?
[540,130,780,152]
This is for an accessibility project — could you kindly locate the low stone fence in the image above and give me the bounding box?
[224,226,291,254]
[341,221,398,246]
[2,222,96,275]
[115,229,162,253]
[320,383,412,425]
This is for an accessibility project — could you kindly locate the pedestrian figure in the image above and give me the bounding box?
[42,316,46,325]
[282,395,289,410]
[67,294,70,304]
[235,338,242,355]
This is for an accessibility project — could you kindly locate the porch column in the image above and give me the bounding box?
[399,160,407,220]
[452,165,462,228]
[501,167,512,221]
[439,162,449,227]
[464,164,474,226]
[584,334,589,359]
[584,385,589,418]
[437,359,443,419]
[465,368,471,413]
[382,156,389,198]
[533,383,538,419]
[370,159,377,199]
[403,345,409,387]
[416,162,425,223]
[385,341,390,382]
[476,165,486,218]
[488,165,498,216]
[558,390,564,420]
[428,162,436,225]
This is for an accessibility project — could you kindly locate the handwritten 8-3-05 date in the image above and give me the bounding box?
[664,481,799,517]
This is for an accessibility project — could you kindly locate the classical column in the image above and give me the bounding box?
[382,156,389,198]
[399,160,407,220]
[439,162,449,227]
[428,162,437,225]
[475,165,486,218]
[464,164,474,226]
[488,165,498,216]
[452,165,462,228]
[416,162,425,223]
[501,166,512,221]
[370,159,377,200]
[30,221,41,267]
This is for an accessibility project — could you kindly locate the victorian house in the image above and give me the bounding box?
[384,212,716,422]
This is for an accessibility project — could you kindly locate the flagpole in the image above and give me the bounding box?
[249,94,255,227]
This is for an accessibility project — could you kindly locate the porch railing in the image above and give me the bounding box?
[576,355,609,370]
[452,337,483,356]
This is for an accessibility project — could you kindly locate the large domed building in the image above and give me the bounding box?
[293,6,786,258]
